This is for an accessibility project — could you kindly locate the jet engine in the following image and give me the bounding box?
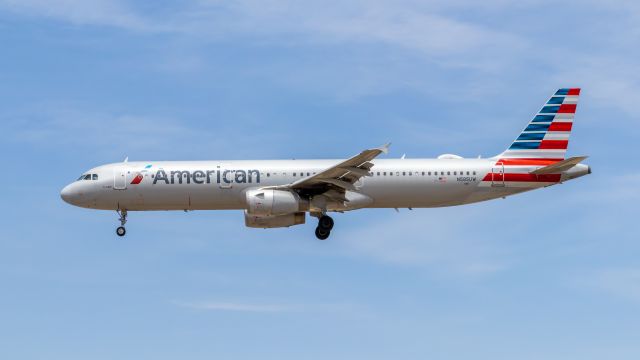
[245,189,306,216]
[244,211,306,228]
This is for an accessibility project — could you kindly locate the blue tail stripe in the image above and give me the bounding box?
[525,124,550,132]
[532,115,555,122]
[540,105,560,113]
[509,142,541,149]
[517,133,546,141]
[547,97,565,104]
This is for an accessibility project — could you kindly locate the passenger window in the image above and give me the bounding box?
[92,174,98,180]
[383,172,387,176]
[307,172,310,176]
[454,171,457,175]
[466,171,470,175]
[402,172,406,176]
[428,172,431,176]
[409,172,412,176]
[447,171,450,175]
[473,171,476,175]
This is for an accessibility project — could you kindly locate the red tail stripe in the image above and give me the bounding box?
[482,173,562,182]
[539,140,568,149]
[548,122,573,132]
[567,88,581,95]
[558,104,577,113]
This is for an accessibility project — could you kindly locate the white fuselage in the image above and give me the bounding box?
[60,158,590,212]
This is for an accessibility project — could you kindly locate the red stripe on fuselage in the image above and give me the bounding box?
[482,173,562,182]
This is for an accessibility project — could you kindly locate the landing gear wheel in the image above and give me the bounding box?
[315,227,330,240]
[116,226,126,237]
[116,210,128,237]
[318,215,334,231]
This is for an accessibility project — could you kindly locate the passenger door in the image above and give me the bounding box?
[114,167,127,190]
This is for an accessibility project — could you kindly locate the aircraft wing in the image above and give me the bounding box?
[530,156,588,175]
[270,143,390,197]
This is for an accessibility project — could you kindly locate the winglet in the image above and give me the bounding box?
[124,156,129,163]
[379,143,391,154]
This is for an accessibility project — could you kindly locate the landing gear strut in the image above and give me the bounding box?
[116,210,127,237]
[315,215,334,240]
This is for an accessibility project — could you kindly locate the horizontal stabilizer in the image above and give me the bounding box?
[530,156,588,175]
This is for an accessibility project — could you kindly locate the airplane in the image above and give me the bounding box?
[61,88,590,240]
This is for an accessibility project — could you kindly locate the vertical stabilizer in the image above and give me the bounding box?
[497,88,580,160]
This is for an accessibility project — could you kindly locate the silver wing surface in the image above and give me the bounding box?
[269,143,390,201]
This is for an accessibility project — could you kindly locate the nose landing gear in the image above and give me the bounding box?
[315,215,334,240]
[116,210,127,237]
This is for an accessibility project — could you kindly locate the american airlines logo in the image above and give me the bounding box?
[139,169,262,185]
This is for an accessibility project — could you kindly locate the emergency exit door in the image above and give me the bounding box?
[491,163,505,187]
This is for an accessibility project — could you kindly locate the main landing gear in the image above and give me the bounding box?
[116,210,127,237]
[315,215,334,240]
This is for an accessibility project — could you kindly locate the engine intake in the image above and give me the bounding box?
[245,189,305,216]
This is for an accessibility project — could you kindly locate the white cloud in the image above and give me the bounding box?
[181,0,525,71]
[0,1,524,68]
[335,209,511,277]
[177,301,295,312]
[3,1,640,116]
[0,103,290,159]
[0,0,161,31]
[175,300,354,313]
[550,55,640,118]
[4,106,198,150]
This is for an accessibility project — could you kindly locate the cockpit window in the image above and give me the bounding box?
[77,173,98,181]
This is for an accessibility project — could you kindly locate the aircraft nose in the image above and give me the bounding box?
[60,184,80,205]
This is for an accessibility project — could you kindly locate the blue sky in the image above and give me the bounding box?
[1,1,639,359]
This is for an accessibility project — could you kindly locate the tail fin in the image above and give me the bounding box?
[497,88,580,160]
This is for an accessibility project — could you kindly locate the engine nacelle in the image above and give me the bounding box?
[244,211,306,228]
[245,189,304,216]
